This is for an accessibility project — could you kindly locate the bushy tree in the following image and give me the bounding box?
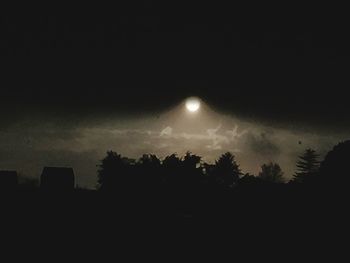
[182,151,202,170]
[162,153,182,186]
[258,162,284,183]
[97,151,134,191]
[182,151,203,185]
[163,152,203,192]
[138,154,161,170]
[293,148,319,183]
[137,154,162,188]
[162,154,182,170]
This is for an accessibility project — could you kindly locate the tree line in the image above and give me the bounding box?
[2,140,349,193]
[97,140,350,193]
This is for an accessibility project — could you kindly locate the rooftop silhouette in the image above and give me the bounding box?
[40,167,75,191]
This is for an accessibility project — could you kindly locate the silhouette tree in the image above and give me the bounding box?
[203,162,216,186]
[238,173,266,192]
[182,151,202,170]
[293,148,319,183]
[182,151,203,188]
[320,140,350,187]
[163,154,181,168]
[162,152,203,193]
[137,154,162,191]
[97,151,135,191]
[138,154,161,172]
[258,162,284,183]
[212,152,241,188]
[162,153,182,187]
[239,173,262,185]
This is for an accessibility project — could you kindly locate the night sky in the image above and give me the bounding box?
[1,9,349,188]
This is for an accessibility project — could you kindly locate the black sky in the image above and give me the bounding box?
[1,8,350,129]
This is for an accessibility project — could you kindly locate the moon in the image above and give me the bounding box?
[185,97,201,112]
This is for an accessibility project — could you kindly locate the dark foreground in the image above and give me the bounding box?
[1,186,349,262]
[1,185,349,259]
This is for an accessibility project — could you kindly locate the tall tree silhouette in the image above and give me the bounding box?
[258,162,284,183]
[320,140,350,187]
[293,148,319,183]
[212,152,241,188]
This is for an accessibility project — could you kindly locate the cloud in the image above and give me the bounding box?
[226,125,248,140]
[156,124,247,154]
[160,126,173,137]
[246,131,281,156]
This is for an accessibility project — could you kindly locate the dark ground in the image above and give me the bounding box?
[1,185,348,260]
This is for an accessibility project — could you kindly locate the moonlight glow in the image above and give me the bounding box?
[185,97,201,112]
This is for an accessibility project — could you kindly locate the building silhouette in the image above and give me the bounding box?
[40,167,75,191]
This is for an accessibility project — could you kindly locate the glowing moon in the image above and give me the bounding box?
[185,97,201,112]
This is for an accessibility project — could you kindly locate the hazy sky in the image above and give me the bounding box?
[1,14,350,188]
[0,98,346,188]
